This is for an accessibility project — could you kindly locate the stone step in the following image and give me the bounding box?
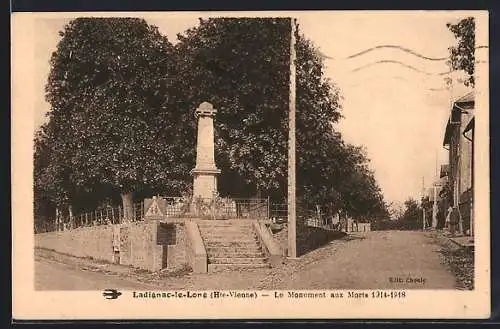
[201,229,254,234]
[199,226,255,231]
[205,241,261,248]
[200,227,255,234]
[202,235,257,242]
[206,246,262,254]
[198,225,255,231]
[207,250,264,258]
[203,234,257,240]
[208,263,271,273]
[209,257,267,265]
[197,221,255,226]
[198,219,253,223]
[201,234,257,241]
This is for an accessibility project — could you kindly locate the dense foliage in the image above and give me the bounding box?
[35,17,389,225]
[447,17,475,87]
[372,198,423,231]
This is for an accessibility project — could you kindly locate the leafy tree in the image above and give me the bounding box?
[42,17,182,220]
[447,17,475,87]
[37,17,389,225]
[173,17,388,219]
[399,198,422,230]
[387,201,405,220]
[173,18,291,200]
[34,129,57,230]
[372,198,421,231]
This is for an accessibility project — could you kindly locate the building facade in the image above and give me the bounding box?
[442,91,474,236]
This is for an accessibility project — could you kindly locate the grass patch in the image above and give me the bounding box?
[430,233,474,290]
[440,247,474,290]
[159,264,192,278]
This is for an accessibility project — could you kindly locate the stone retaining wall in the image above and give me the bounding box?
[35,225,115,263]
[271,223,345,257]
[119,221,163,271]
[35,220,190,272]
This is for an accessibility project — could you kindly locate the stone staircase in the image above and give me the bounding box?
[197,220,270,272]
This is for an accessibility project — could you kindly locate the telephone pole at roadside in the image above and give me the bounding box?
[422,176,426,230]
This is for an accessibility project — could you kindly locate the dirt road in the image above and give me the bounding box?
[270,230,457,289]
[35,231,458,290]
[35,258,157,290]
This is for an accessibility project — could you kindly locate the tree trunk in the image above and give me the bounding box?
[55,207,60,231]
[121,192,134,222]
[68,204,74,230]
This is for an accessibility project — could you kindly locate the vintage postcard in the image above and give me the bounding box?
[12,10,490,320]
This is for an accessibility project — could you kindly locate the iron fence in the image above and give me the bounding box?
[35,197,272,233]
[299,209,335,230]
[36,196,341,233]
[35,201,146,233]
[270,203,288,220]
[153,196,269,220]
[268,203,338,230]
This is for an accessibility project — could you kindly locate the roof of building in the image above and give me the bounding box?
[455,91,474,104]
[443,91,475,146]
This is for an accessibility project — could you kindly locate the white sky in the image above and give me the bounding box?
[33,11,481,204]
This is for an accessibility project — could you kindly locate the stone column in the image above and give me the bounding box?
[192,102,221,200]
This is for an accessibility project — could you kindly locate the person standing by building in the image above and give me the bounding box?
[445,206,453,231]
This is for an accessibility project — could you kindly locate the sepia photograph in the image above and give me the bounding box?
[12,10,490,319]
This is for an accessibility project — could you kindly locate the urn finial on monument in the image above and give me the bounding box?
[195,101,217,118]
[192,102,221,200]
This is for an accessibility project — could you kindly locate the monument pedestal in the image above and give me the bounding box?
[192,167,221,200]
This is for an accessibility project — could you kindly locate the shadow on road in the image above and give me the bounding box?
[340,233,367,242]
[298,229,347,257]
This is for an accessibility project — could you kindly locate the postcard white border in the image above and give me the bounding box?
[12,10,490,320]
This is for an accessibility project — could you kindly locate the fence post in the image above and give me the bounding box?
[267,196,270,220]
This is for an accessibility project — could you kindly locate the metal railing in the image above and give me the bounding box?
[152,196,269,220]
[299,209,336,230]
[35,197,272,233]
[268,203,338,231]
[35,202,146,233]
[270,203,288,220]
[36,197,344,233]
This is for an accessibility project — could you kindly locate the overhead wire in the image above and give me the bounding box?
[317,44,488,92]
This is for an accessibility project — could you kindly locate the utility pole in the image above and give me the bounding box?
[422,176,426,230]
[287,17,297,258]
[470,126,474,238]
